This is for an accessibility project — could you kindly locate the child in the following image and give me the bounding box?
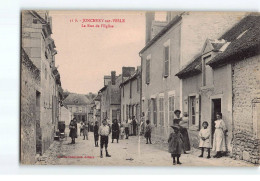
[120,124,125,140]
[98,120,111,158]
[79,122,83,136]
[94,121,99,147]
[168,125,184,165]
[144,120,152,144]
[82,122,88,140]
[198,121,211,158]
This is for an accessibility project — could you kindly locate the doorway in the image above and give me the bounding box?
[35,91,42,155]
[211,98,221,143]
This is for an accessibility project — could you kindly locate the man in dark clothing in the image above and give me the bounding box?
[132,116,137,136]
[94,121,99,147]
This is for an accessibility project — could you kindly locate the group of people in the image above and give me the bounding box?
[68,109,228,164]
[167,110,227,165]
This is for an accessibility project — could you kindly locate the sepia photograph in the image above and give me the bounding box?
[20,10,260,166]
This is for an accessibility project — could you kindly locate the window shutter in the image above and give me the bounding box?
[195,94,200,129]
[146,59,150,84]
[183,96,188,115]
[164,46,169,77]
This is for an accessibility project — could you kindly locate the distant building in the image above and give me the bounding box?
[120,67,141,123]
[139,11,246,141]
[176,14,260,164]
[63,93,92,122]
[99,67,135,124]
[60,105,72,126]
[21,10,62,164]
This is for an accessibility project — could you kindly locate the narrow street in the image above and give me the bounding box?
[36,131,254,166]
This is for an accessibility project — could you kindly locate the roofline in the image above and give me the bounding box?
[139,15,182,55]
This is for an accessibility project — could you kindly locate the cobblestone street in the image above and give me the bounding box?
[36,131,254,166]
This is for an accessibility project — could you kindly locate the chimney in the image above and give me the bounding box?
[104,75,111,86]
[122,67,135,79]
[111,71,116,85]
[145,11,155,44]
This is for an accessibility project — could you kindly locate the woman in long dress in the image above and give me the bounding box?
[69,118,77,144]
[212,112,227,158]
[111,119,120,143]
[173,110,191,153]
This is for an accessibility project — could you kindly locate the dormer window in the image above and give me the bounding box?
[202,55,213,87]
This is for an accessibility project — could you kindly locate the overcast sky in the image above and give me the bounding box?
[49,11,147,94]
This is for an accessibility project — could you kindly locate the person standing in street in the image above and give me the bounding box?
[168,125,184,165]
[69,118,77,144]
[98,120,111,158]
[144,120,152,144]
[132,116,137,136]
[82,122,88,140]
[111,119,120,143]
[125,120,129,139]
[94,121,99,147]
[212,112,227,158]
[173,110,191,153]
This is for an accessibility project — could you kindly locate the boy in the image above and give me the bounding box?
[98,119,111,158]
[144,120,152,144]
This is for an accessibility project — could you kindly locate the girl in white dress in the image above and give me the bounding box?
[198,121,211,158]
[212,112,227,158]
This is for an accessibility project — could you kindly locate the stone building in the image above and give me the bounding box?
[120,67,141,123]
[63,93,92,122]
[21,48,41,164]
[176,14,260,164]
[21,10,62,163]
[139,11,246,141]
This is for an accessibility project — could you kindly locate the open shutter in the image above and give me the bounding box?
[183,96,188,115]
[195,94,200,130]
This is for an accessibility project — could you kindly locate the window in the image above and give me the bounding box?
[169,96,175,125]
[159,97,164,126]
[202,55,213,86]
[122,86,124,97]
[146,57,150,84]
[126,105,129,120]
[189,96,196,125]
[164,46,170,77]
[112,110,117,121]
[76,107,79,113]
[152,98,157,125]
[147,99,151,121]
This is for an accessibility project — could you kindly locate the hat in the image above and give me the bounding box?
[174,110,181,114]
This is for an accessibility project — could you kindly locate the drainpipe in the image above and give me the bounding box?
[139,52,143,122]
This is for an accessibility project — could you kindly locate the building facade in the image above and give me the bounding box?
[63,93,91,122]
[120,67,141,123]
[139,12,246,141]
[21,10,62,163]
[176,14,260,164]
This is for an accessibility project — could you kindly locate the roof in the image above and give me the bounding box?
[139,15,182,54]
[207,14,260,67]
[98,86,107,93]
[175,54,202,79]
[176,14,260,78]
[120,70,140,87]
[63,93,91,105]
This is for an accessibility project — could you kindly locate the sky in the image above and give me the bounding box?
[49,11,167,94]
[49,11,147,94]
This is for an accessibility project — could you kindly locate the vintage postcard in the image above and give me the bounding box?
[20,10,260,166]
